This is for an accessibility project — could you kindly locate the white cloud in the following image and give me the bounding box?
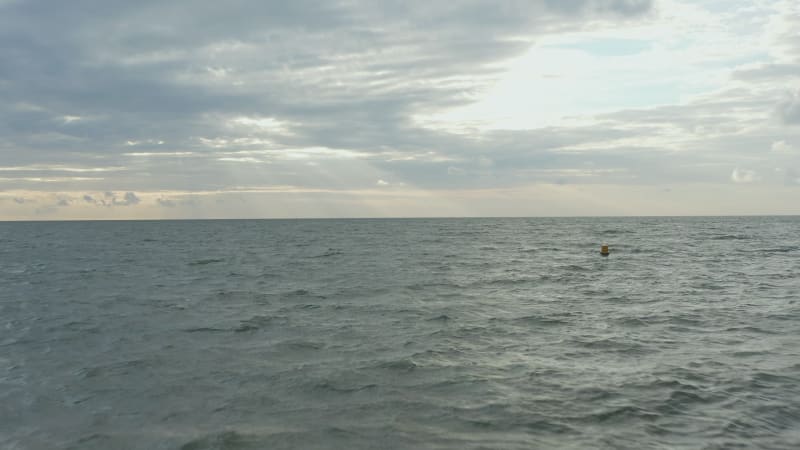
[731,168,759,183]
[0,165,124,173]
[228,116,293,134]
[124,152,194,157]
[771,140,797,153]
[0,176,104,183]
[217,157,263,163]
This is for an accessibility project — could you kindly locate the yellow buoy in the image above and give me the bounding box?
[600,244,610,256]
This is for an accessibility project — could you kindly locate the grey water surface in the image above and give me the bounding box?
[1,217,799,449]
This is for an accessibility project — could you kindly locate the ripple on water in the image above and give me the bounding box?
[180,431,261,450]
[187,258,225,266]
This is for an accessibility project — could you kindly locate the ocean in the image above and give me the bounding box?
[1,217,799,449]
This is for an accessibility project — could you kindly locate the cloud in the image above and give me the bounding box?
[771,140,798,153]
[0,0,657,180]
[731,168,759,184]
[545,0,652,16]
[157,198,177,207]
[447,167,466,176]
[122,191,140,205]
[733,64,800,82]
[78,191,141,206]
[0,0,656,213]
[781,168,800,186]
[777,91,800,125]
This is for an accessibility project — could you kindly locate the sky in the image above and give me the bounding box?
[1,0,799,219]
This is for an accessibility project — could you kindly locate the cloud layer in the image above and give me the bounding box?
[1,0,799,218]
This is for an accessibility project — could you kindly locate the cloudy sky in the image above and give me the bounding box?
[1,0,799,219]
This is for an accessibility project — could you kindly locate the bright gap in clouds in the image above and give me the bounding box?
[414,39,687,131]
[415,0,766,132]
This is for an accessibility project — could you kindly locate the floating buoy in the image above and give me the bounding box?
[600,244,610,256]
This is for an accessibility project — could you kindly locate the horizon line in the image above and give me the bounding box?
[2,214,799,223]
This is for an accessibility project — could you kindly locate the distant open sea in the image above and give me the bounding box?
[2,217,799,449]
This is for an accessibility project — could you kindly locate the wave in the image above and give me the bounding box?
[577,405,661,424]
[710,234,752,240]
[180,430,259,450]
[512,315,569,327]
[281,289,326,300]
[183,326,228,333]
[460,416,574,434]
[478,277,539,287]
[406,281,462,291]
[312,248,343,258]
[748,371,798,387]
[616,317,652,327]
[573,337,648,354]
[372,358,418,372]
[77,359,150,379]
[757,246,800,254]
[723,325,778,335]
[235,315,282,332]
[427,314,451,322]
[558,264,589,272]
[655,389,718,415]
[531,246,562,252]
[275,339,325,351]
[184,314,286,334]
[188,258,224,266]
[313,380,377,393]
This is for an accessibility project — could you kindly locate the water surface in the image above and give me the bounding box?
[1,217,799,449]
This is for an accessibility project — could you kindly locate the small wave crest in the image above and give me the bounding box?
[183,326,228,333]
[710,234,751,240]
[188,258,224,266]
[313,380,377,393]
[372,358,418,372]
[180,430,259,450]
[512,315,569,327]
[235,315,281,332]
[757,245,800,254]
[280,289,326,301]
[427,314,451,322]
[313,248,343,258]
[274,339,325,351]
[183,315,286,333]
[76,359,150,379]
[578,405,661,424]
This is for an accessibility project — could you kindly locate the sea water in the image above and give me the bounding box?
[1,217,799,449]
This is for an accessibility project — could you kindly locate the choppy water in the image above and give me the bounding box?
[1,217,800,449]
